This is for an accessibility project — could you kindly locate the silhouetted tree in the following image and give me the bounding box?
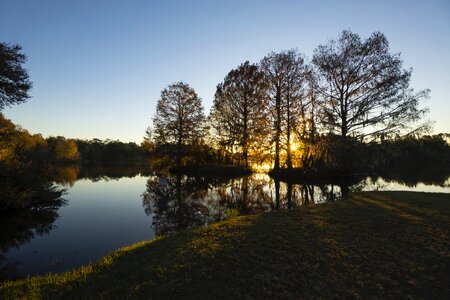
[312,30,429,140]
[279,51,306,170]
[260,50,306,171]
[0,43,32,111]
[296,69,320,169]
[210,61,268,168]
[152,82,205,168]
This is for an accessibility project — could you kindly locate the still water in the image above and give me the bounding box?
[1,167,449,280]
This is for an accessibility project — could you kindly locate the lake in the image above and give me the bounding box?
[1,166,449,281]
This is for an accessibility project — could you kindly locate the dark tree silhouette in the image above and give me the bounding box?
[278,51,306,170]
[152,82,205,167]
[0,43,32,110]
[210,61,268,168]
[260,50,306,171]
[75,138,144,164]
[296,69,320,169]
[312,30,429,140]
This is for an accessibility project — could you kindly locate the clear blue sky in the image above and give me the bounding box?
[1,0,449,143]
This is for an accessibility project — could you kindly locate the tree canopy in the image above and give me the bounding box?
[260,49,307,170]
[312,30,429,140]
[139,30,437,173]
[152,82,205,167]
[210,61,268,168]
[0,43,32,110]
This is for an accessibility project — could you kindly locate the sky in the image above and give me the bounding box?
[1,0,449,143]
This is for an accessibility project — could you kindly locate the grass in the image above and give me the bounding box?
[1,191,449,299]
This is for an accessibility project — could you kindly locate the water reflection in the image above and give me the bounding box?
[143,175,222,235]
[0,188,66,281]
[0,164,448,281]
[52,164,152,186]
[142,174,354,236]
[369,172,450,189]
[142,170,450,237]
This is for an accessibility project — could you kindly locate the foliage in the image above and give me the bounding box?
[46,137,80,162]
[75,138,144,164]
[144,31,435,175]
[152,82,206,167]
[153,82,205,144]
[1,113,145,167]
[0,114,47,165]
[260,49,307,170]
[292,133,450,176]
[210,61,269,168]
[365,134,450,172]
[142,128,225,171]
[0,115,65,211]
[0,115,66,272]
[0,43,32,111]
[312,30,429,139]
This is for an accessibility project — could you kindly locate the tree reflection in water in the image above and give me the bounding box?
[1,164,447,281]
[51,164,152,186]
[0,184,66,281]
[142,175,222,235]
[142,173,350,236]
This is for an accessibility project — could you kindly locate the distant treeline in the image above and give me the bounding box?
[0,113,145,165]
[299,133,450,177]
[1,114,62,210]
[76,139,144,165]
[0,113,146,210]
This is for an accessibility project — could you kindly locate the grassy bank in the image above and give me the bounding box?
[1,191,449,299]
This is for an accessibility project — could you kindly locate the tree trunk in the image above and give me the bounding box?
[243,95,249,168]
[273,86,282,172]
[340,95,349,173]
[286,87,292,171]
[177,134,182,168]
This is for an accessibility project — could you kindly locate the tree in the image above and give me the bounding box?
[210,61,268,168]
[152,82,205,167]
[279,51,306,170]
[312,30,429,140]
[296,68,320,169]
[260,50,306,171]
[47,136,80,162]
[0,43,32,110]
